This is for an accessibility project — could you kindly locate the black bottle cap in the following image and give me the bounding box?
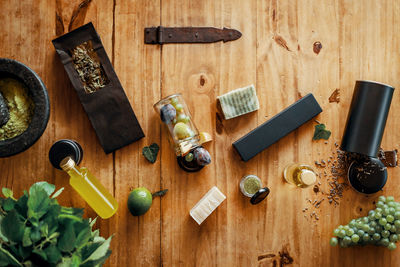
[49,139,83,169]
[341,80,394,157]
[250,187,270,205]
[348,157,387,194]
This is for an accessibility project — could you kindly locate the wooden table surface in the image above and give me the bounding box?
[2,0,400,266]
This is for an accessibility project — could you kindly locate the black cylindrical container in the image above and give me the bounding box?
[341,80,394,157]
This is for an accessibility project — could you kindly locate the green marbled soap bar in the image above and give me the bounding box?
[217,84,260,120]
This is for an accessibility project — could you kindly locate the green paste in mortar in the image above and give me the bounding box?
[0,78,34,141]
[244,177,261,195]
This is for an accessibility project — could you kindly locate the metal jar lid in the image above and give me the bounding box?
[340,80,394,157]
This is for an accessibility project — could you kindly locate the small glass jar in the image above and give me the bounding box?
[239,175,270,205]
[240,175,262,197]
[154,94,200,156]
[283,163,317,188]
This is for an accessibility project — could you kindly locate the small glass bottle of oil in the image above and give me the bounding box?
[283,163,317,188]
[60,157,118,219]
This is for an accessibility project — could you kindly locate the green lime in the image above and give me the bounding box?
[127,187,153,216]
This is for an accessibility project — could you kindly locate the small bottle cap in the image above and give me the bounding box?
[49,139,83,170]
[300,170,316,186]
[60,157,76,172]
[250,187,270,205]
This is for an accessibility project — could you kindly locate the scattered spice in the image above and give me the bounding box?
[313,185,319,193]
[378,149,398,167]
[313,41,322,54]
[329,88,340,103]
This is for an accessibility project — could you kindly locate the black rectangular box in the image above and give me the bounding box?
[52,22,145,154]
[233,93,322,161]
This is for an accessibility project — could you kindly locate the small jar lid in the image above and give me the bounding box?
[49,139,83,170]
[300,170,317,186]
[348,157,387,194]
[250,187,270,205]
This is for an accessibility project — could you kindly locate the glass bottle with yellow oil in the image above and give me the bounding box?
[49,139,118,219]
[283,163,317,188]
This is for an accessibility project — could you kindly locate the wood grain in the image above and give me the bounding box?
[1,0,400,266]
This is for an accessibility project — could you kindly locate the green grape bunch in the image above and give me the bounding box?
[330,196,400,250]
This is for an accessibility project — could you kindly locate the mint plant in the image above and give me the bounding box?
[0,182,112,266]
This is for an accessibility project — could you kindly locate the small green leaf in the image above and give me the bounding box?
[22,228,32,247]
[2,198,16,211]
[30,182,55,196]
[29,227,41,243]
[152,189,168,198]
[313,123,331,140]
[0,217,8,243]
[89,217,97,228]
[27,187,50,220]
[51,187,64,199]
[70,253,81,267]
[17,246,31,261]
[15,194,28,218]
[56,257,72,267]
[32,249,47,261]
[1,188,13,199]
[44,244,62,264]
[1,210,24,242]
[82,236,112,263]
[142,143,159,163]
[0,246,22,267]
[57,222,76,253]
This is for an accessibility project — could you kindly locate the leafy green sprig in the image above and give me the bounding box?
[0,182,112,267]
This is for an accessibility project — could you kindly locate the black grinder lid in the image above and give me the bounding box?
[341,80,394,157]
[348,157,387,194]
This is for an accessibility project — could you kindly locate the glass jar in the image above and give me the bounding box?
[283,163,317,188]
[239,175,270,204]
[154,94,200,156]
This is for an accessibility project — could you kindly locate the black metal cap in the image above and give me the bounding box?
[341,80,394,157]
[49,139,83,169]
[250,187,270,205]
[348,157,387,194]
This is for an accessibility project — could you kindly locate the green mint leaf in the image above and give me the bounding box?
[70,253,81,267]
[0,216,9,242]
[313,123,331,140]
[44,245,62,264]
[56,257,72,267]
[32,249,47,261]
[1,188,13,199]
[89,217,97,228]
[0,246,22,267]
[17,246,31,261]
[57,222,76,253]
[81,236,112,264]
[29,227,41,243]
[22,228,32,247]
[27,186,50,220]
[30,182,55,197]
[142,143,159,163]
[80,250,111,267]
[152,189,168,198]
[51,187,64,199]
[3,198,16,212]
[1,210,24,243]
[15,194,28,218]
